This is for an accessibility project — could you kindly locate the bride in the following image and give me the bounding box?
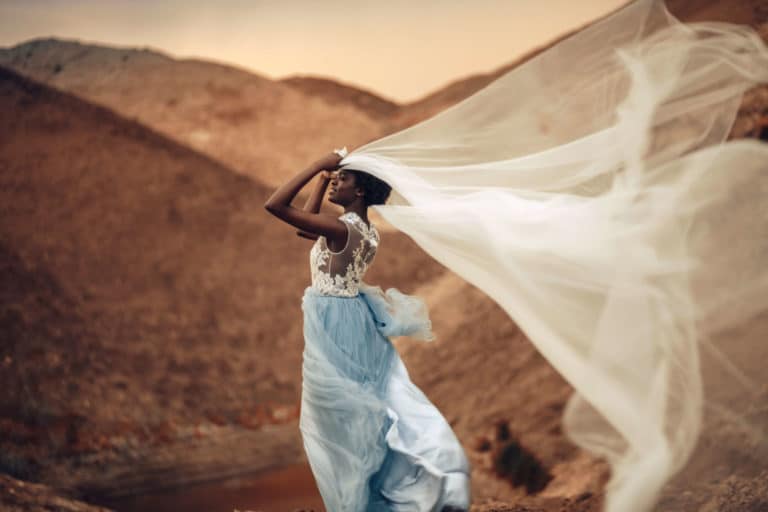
[265,150,471,511]
[266,0,768,510]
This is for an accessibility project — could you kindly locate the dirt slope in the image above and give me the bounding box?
[0,65,441,494]
[281,75,400,119]
[0,39,385,188]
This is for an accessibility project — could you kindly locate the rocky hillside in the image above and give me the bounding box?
[0,65,441,496]
[0,40,385,188]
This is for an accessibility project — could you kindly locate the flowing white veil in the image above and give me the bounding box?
[339,0,768,510]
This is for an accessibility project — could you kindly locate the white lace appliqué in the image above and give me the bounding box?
[310,212,378,297]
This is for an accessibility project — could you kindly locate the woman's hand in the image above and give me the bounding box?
[264,150,348,242]
[317,152,343,171]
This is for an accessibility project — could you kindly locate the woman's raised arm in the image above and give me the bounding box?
[264,153,347,242]
[296,170,334,240]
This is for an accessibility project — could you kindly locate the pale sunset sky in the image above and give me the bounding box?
[0,0,628,102]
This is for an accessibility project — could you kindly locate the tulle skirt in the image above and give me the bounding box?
[300,286,471,511]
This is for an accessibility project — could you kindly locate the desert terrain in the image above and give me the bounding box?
[1,0,767,511]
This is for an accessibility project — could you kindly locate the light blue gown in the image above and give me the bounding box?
[300,211,471,511]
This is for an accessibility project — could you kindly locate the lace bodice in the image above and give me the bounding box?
[310,212,379,297]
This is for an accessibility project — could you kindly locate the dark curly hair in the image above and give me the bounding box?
[348,169,392,206]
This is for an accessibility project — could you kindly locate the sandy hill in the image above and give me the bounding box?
[0,38,385,188]
[281,75,400,119]
[0,65,442,493]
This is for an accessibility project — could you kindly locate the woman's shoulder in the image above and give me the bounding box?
[339,212,379,246]
[340,211,376,232]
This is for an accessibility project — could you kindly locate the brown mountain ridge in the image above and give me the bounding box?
[0,64,442,497]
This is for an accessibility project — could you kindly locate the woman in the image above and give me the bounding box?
[263,2,768,511]
[264,148,471,511]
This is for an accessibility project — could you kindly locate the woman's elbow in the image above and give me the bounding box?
[264,199,280,215]
[264,201,289,221]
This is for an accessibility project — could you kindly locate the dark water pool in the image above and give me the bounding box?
[100,464,325,512]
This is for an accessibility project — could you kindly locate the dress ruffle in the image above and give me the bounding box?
[359,282,435,341]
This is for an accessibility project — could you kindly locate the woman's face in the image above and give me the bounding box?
[328,170,362,206]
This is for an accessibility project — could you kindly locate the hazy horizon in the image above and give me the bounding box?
[0,0,628,103]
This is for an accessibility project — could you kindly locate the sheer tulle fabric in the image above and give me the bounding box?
[300,288,470,511]
[339,0,768,510]
[360,282,435,341]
